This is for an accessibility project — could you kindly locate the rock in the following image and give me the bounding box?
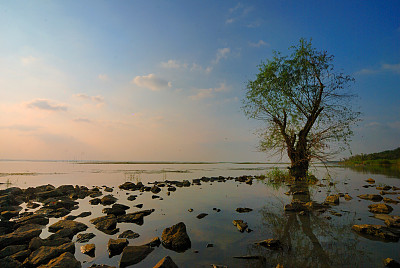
[188,208,193,212]
[255,239,281,249]
[104,187,113,192]
[35,207,71,218]
[108,238,129,257]
[344,194,353,201]
[25,242,75,266]
[90,215,118,233]
[14,214,49,227]
[127,195,137,201]
[48,220,88,235]
[153,256,178,268]
[119,182,139,191]
[0,224,42,250]
[352,224,399,241]
[118,230,140,239]
[101,195,117,205]
[381,191,398,195]
[89,198,101,205]
[0,210,19,220]
[357,194,383,202]
[47,228,75,240]
[77,211,92,218]
[167,186,176,192]
[161,222,191,252]
[0,244,27,259]
[383,198,400,204]
[10,248,31,262]
[117,209,155,224]
[384,216,400,228]
[325,194,340,205]
[211,265,228,268]
[233,255,266,260]
[76,233,96,243]
[112,203,130,210]
[384,258,400,268]
[35,189,63,201]
[102,207,126,216]
[0,256,21,267]
[143,237,161,247]
[37,252,81,268]
[26,201,40,209]
[151,186,161,194]
[377,186,392,191]
[135,204,143,208]
[196,213,208,219]
[89,265,116,268]
[366,178,375,183]
[119,246,154,267]
[81,244,95,257]
[368,204,393,214]
[29,237,71,251]
[236,207,253,213]
[233,220,248,232]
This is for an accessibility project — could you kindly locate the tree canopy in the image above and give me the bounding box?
[243,39,360,179]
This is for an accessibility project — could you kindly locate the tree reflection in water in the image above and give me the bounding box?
[247,181,371,268]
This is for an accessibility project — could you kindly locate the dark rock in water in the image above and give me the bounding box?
[384,216,400,228]
[232,220,248,232]
[211,265,228,268]
[153,256,179,268]
[89,191,103,198]
[196,213,208,219]
[25,242,75,266]
[47,228,75,240]
[167,186,176,192]
[357,194,383,202]
[35,189,63,201]
[381,191,398,195]
[26,201,40,209]
[182,180,191,187]
[117,209,155,224]
[89,198,101,205]
[188,208,193,212]
[0,224,42,250]
[101,195,117,205]
[0,256,21,267]
[366,178,375,183]
[81,243,95,257]
[236,207,253,213]
[29,236,71,251]
[112,203,130,210]
[255,239,282,249]
[384,257,400,268]
[108,238,129,257]
[119,182,138,191]
[38,252,81,268]
[48,220,88,235]
[89,265,116,268]
[64,215,78,221]
[344,194,353,201]
[368,204,393,214]
[118,230,140,239]
[35,207,71,218]
[161,222,191,252]
[42,197,79,210]
[119,245,154,267]
[352,224,399,241]
[76,233,96,243]
[135,204,143,208]
[90,215,117,233]
[9,248,31,262]
[102,207,126,216]
[233,255,266,260]
[142,237,161,247]
[104,187,113,192]
[325,194,340,205]
[14,214,49,227]
[377,186,392,191]
[383,198,400,204]
[77,211,92,218]
[152,195,160,199]
[0,244,27,259]
[206,243,213,248]
[151,186,161,194]
[127,195,137,201]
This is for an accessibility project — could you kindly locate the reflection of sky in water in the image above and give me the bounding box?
[1,161,399,267]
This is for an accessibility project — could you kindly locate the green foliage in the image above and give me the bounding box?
[265,167,318,185]
[342,147,400,163]
[242,38,360,173]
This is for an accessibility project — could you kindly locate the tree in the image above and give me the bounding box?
[243,39,360,180]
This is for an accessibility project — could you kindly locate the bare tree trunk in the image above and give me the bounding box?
[288,136,309,180]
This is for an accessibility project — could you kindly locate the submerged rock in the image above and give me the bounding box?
[108,238,129,257]
[357,194,383,202]
[161,222,191,252]
[153,256,179,268]
[236,207,253,213]
[118,230,140,239]
[196,213,208,219]
[76,233,96,243]
[383,257,400,268]
[233,220,248,232]
[48,220,88,235]
[352,224,399,241]
[255,239,282,249]
[325,194,340,205]
[119,246,154,267]
[368,204,393,214]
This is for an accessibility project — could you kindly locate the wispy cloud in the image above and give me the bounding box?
[356,62,400,75]
[74,93,105,104]
[26,99,67,111]
[213,48,231,64]
[0,124,40,132]
[73,117,92,123]
[190,83,229,100]
[160,60,187,69]
[98,74,109,81]
[226,3,253,24]
[131,73,172,91]
[249,40,269,48]
[382,63,400,74]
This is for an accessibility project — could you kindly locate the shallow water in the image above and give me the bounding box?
[0,161,399,267]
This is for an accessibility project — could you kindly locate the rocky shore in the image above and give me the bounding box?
[0,175,399,267]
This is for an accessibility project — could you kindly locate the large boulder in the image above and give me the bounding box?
[48,220,88,235]
[100,195,117,205]
[37,252,81,268]
[90,215,118,234]
[153,256,179,268]
[161,222,191,252]
[13,214,49,228]
[0,224,42,250]
[81,244,95,257]
[108,238,128,257]
[25,242,75,266]
[119,246,154,267]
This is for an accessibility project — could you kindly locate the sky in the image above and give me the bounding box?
[0,1,399,162]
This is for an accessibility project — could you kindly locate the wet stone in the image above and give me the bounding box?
[76,232,96,243]
[118,230,140,239]
[81,243,95,257]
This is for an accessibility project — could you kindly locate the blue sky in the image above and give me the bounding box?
[0,1,399,161]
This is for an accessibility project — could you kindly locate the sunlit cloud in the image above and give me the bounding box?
[98,74,109,81]
[160,59,186,69]
[20,56,38,66]
[226,18,234,24]
[73,117,92,123]
[213,48,230,64]
[226,3,253,25]
[26,99,67,111]
[382,63,400,74]
[190,83,230,100]
[355,68,379,75]
[74,93,105,104]
[0,124,40,132]
[131,73,172,91]
[249,40,268,48]
[356,62,400,75]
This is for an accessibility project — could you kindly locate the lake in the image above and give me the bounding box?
[0,161,399,267]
